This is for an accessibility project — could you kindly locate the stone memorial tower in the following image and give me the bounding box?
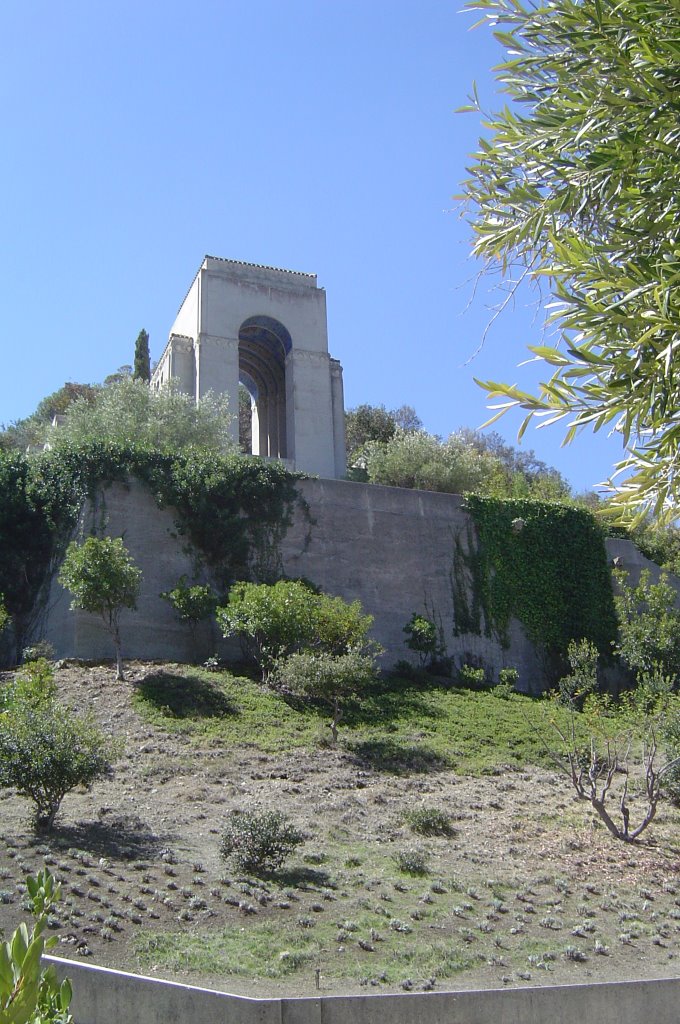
[152,256,346,478]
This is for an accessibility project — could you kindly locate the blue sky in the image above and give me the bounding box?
[0,0,624,493]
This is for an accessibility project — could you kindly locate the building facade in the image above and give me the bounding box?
[152,256,346,478]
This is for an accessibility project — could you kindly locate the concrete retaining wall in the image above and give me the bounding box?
[46,956,680,1024]
[40,476,656,691]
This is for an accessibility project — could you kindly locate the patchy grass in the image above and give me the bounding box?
[132,666,580,773]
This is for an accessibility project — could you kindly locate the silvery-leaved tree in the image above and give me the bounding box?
[461,0,680,523]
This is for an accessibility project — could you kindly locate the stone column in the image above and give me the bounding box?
[330,358,346,478]
[195,334,239,446]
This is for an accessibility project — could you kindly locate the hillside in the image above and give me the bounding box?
[2,661,680,997]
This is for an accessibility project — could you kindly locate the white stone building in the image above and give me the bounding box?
[151,256,346,478]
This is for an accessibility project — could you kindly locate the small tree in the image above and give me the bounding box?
[0,593,9,635]
[133,328,151,382]
[161,575,217,659]
[540,678,680,843]
[274,649,377,742]
[1,869,74,1023]
[0,661,119,830]
[58,537,142,680]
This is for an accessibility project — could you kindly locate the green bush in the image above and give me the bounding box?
[217,580,376,679]
[3,658,57,709]
[273,649,378,742]
[614,569,680,682]
[393,848,429,876]
[403,807,455,837]
[558,639,599,706]
[494,666,519,699]
[161,576,217,628]
[21,640,55,664]
[403,612,444,667]
[0,665,119,829]
[458,664,486,690]
[220,810,305,875]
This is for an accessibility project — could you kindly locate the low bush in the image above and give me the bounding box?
[161,575,217,655]
[494,666,519,699]
[273,649,377,742]
[393,848,429,876]
[0,662,119,829]
[217,580,376,679]
[458,664,486,690]
[21,640,55,664]
[403,806,455,837]
[220,810,305,875]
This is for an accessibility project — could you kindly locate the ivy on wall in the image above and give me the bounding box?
[0,442,303,658]
[462,495,617,663]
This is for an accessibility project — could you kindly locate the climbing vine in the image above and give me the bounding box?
[462,496,617,664]
[0,441,304,659]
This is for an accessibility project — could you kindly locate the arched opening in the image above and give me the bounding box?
[238,316,291,458]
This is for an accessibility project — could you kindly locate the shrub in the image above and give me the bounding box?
[458,664,486,690]
[161,575,217,658]
[614,569,680,682]
[1,868,73,1024]
[403,612,444,667]
[21,640,55,663]
[0,668,119,829]
[558,639,599,706]
[273,649,377,742]
[403,807,455,837]
[217,580,376,679]
[2,658,57,710]
[393,848,429,876]
[220,810,305,875]
[494,666,519,698]
[0,595,9,635]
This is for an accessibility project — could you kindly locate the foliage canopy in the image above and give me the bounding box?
[462,0,680,521]
[217,580,376,679]
[52,377,235,454]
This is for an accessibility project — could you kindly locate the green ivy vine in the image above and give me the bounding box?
[0,441,304,659]
[462,495,617,663]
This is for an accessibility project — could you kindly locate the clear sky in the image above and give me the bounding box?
[0,0,624,493]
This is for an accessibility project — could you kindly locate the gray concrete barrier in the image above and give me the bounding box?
[46,956,680,1024]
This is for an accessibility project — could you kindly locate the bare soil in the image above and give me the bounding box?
[2,661,680,997]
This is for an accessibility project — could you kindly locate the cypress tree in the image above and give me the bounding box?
[133,329,151,382]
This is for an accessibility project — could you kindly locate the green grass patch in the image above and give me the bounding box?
[132,667,586,773]
[134,916,482,985]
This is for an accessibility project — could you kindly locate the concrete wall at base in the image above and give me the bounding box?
[40,475,659,690]
[46,956,680,1024]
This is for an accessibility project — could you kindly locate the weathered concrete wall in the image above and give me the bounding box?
[47,955,680,1024]
[42,480,225,665]
[281,478,545,688]
[40,475,658,690]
